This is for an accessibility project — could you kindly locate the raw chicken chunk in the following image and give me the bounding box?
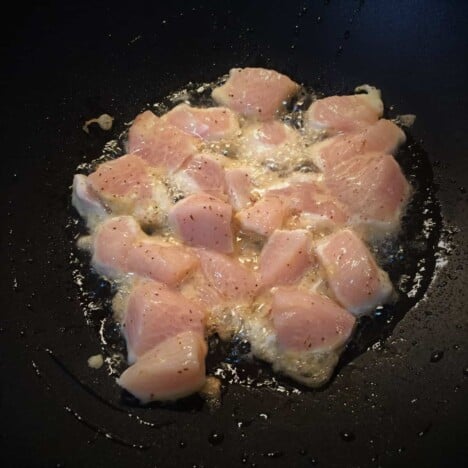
[224,168,254,210]
[92,215,198,284]
[315,229,393,315]
[196,249,258,301]
[163,104,240,141]
[259,230,312,289]
[127,110,200,172]
[117,331,207,403]
[123,279,205,363]
[168,193,234,253]
[87,153,172,228]
[271,287,355,352]
[311,119,406,172]
[212,67,300,120]
[171,153,227,198]
[324,152,410,232]
[236,195,289,237]
[305,85,383,134]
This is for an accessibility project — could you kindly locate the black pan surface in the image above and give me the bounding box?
[1,1,467,467]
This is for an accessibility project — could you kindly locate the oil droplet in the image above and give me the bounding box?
[179,440,187,448]
[309,457,319,465]
[340,431,355,442]
[264,451,283,458]
[430,350,444,362]
[316,16,322,23]
[240,453,249,464]
[208,431,224,445]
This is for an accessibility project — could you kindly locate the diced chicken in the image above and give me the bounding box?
[315,229,393,315]
[72,174,107,226]
[168,193,234,253]
[212,67,300,120]
[92,216,141,277]
[224,168,254,210]
[197,249,258,301]
[171,153,227,198]
[271,287,356,352]
[324,152,410,232]
[305,85,383,134]
[162,104,240,141]
[239,120,301,162]
[123,279,205,363]
[92,215,198,284]
[127,239,198,286]
[236,195,289,237]
[127,110,200,172]
[87,153,172,228]
[259,230,312,289]
[117,331,207,403]
[268,177,349,228]
[311,119,406,172]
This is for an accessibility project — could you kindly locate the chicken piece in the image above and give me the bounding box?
[127,239,198,286]
[324,152,410,233]
[92,216,141,278]
[315,229,393,315]
[87,153,172,228]
[72,174,107,227]
[259,229,312,289]
[268,177,349,229]
[212,67,300,120]
[224,168,254,210]
[305,85,383,134]
[127,110,200,172]
[168,193,234,253]
[311,119,406,172]
[171,153,227,198]
[239,120,301,163]
[236,195,289,237]
[117,331,207,403]
[197,249,258,301]
[92,215,198,284]
[271,287,356,352]
[123,279,205,363]
[162,104,240,141]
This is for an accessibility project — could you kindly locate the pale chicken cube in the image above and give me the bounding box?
[305,85,383,134]
[162,104,240,141]
[117,331,207,403]
[315,229,393,315]
[212,67,300,120]
[171,153,227,198]
[196,249,259,301]
[259,229,312,289]
[122,279,205,363]
[324,152,410,234]
[87,153,172,228]
[236,195,289,237]
[168,193,234,253]
[224,168,254,210]
[310,119,406,172]
[127,110,200,172]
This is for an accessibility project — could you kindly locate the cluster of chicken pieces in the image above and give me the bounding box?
[72,67,410,403]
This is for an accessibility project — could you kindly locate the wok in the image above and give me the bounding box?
[1,1,467,467]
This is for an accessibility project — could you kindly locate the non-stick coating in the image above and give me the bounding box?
[1,1,467,467]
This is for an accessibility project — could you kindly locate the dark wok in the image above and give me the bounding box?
[1,1,467,467]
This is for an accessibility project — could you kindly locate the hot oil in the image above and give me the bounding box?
[69,77,444,402]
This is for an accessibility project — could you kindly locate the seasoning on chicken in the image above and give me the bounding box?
[117,331,207,403]
[224,168,254,211]
[315,229,393,315]
[122,279,205,363]
[212,67,300,120]
[168,193,234,253]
